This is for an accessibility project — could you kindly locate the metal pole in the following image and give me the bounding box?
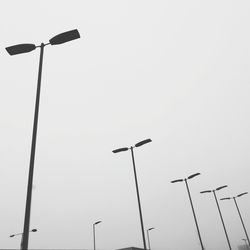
[213,191,232,250]
[130,147,147,250]
[93,224,96,250]
[233,198,250,247]
[147,230,151,250]
[184,179,204,250]
[22,43,44,250]
[20,234,23,250]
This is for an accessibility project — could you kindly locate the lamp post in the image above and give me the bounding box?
[220,192,249,247]
[146,227,155,250]
[200,185,231,250]
[93,221,102,250]
[6,29,80,250]
[112,138,152,250]
[171,173,204,250]
[10,229,37,249]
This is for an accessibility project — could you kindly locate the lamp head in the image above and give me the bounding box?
[112,147,129,153]
[216,185,228,191]
[6,43,36,55]
[200,190,212,194]
[237,192,248,198]
[135,138,152,147]
[31,229,37,232]
[49,29,80,45]
[188,173,201,179]
[171,179,184,183]
[94,221,102,225]
[220,197,231,201]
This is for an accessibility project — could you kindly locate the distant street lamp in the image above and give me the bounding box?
[146,227,155,250]
[93,221,102,250]
[6,29,80,250]
[200,185,231,250]
[113,138,152,250]
[242,238,249,250]
[9,229,37,249]
[171,173,204,250]
[9,229,37,238]
[220,192,249,247]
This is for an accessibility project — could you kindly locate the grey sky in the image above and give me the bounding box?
[1,1,250,250]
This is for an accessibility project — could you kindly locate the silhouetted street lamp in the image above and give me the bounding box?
[93,221,102,250]
[112,138,152,250]
[242,238,249,249]
[9,229,37,238]
[221,192,249,247]
[171,173,204,250]
[6,29,80,250]
[200,185,231,250]
[10,229,37,249]
[146,227,155,250]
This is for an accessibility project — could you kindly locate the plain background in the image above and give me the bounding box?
[0,1,250,250]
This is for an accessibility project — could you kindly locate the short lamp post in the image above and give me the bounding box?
[171,173,204,250]
[112,138,152,250]
[93,221,102,250]
[220,192,249,247]
[146,227,155,250]
[200,185,231,250]
[6,29,80,250]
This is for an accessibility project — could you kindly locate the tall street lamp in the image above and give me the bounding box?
[171,173,204,250]
[220,192,249,247]
[200,185,232,250]
[112,138,152,250]
[146,227,155,250]
[6,29,80,250]
[9,229,37,249]
[93,221,102,250]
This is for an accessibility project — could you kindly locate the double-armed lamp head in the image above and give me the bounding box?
[9,228,37,238]
[171,173,201,183]
[220,192,248,201]
[112,138,152,153]
[6,29,80,56]
[200,185,228,194]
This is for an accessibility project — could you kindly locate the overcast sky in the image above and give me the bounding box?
[1,1,250,250]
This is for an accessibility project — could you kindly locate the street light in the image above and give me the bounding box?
[171,173,204,250]
[6,29,80,250]
[220,192,249,247]
[9,229,37,238]
[200,185,231,250]
[93,221,102,250]
[146,227,155,250]
[242,239,249,250]
[9,229,37,249]
[112,138,152,250]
